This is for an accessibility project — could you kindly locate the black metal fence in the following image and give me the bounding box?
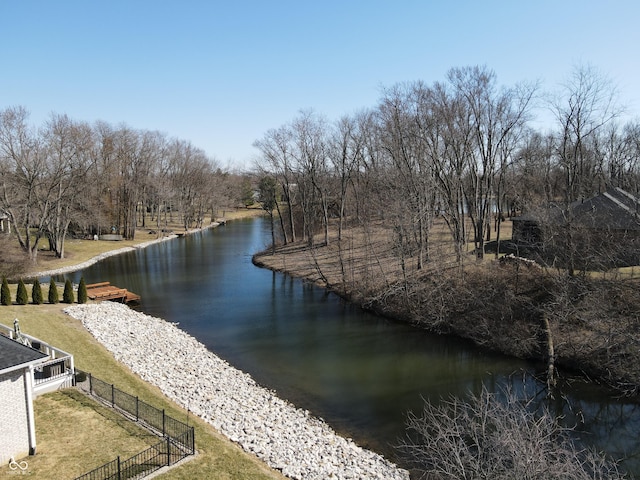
[74,372,195,480]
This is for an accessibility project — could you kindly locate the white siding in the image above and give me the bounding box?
[0,369,31,464]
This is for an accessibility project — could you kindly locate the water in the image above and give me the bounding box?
[59,217,640,474]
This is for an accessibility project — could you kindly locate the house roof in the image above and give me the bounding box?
[0,334,48,374]
[569,187,640,231]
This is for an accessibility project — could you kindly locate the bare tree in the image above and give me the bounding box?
[291,109,332,246]
[598,121,640,195]
[549,64,622,276]
[448,66,536,259]
[378,83,435,271]
[92,120,119,235]
[40,113,96,257]
[0,106,48,261]
[168,139,214,231]
[551,64,622,204]
[429,80,475,268]
[398,384,626,480]
[511,130,558,211]
[328,114,362,242]
[253,125,297,243]
[258,174,278,253]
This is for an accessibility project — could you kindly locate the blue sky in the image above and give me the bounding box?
[1,1,638,169]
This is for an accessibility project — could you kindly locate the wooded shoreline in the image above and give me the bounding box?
[253,234,640,399]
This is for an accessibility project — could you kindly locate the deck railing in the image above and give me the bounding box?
[33,357,72,385]
[0,322,75,393]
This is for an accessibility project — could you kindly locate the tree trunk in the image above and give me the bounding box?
[542,313,557,395]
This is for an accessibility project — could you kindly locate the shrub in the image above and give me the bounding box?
[397,384,625,479]
[48,278,59,304]
[63,279,74,304]
[32,278,43,305]
[16,279,28,305]
[77,277,88,304]
[1,277,10,306]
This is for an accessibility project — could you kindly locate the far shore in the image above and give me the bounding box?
[20,208,266,281]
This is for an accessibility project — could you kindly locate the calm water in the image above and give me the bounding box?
[60,218,640,473]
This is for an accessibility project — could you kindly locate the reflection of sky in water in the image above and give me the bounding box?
[57,218,640,474]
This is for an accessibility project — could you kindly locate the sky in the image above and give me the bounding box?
[1,1,639,170]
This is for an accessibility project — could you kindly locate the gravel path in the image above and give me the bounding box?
[64,302,409,480]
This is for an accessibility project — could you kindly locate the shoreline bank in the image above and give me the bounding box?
[65,302,409,480]
[21,216,408,478]
[26,223,220,280]
[252,240,640,397]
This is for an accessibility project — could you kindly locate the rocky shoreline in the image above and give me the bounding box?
[64,302,409,480]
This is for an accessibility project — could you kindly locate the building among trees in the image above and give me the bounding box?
[512,187,640,268]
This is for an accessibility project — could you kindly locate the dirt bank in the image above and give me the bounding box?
[253,230,640,397]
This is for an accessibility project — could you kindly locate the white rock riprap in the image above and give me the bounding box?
[65,302,409,480]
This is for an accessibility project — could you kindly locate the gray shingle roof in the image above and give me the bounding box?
[0,334,48,372]
[570,187,640,230]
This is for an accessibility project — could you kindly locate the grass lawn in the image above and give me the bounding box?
[26,208,265,276]
[0,389,158,479]
[0,303,285,480]
[1,207,284,480]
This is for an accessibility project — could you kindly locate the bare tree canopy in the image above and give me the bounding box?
[397,385,626,480]
[0,106,242,269]
[251,63,640,409]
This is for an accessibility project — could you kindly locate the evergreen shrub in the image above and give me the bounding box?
[16,279,28,305]
[48,278,59,304]
[63,279,74,304]
[1,277,11,306]
[77,277,88,304]
[32,278,43,305]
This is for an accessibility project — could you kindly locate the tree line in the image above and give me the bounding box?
[253,64,640,397]
[253,64,639,275]
[0,107,249,264]
[253,64,640,478]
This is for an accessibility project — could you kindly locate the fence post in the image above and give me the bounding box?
[135,396,139,421]
[167,436,171,466]
[162,409,166,437]
[117,456,121,480]
[88,372,92,394]
[111,383,115,407]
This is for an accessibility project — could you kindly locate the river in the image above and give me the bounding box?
[59,217,640,475]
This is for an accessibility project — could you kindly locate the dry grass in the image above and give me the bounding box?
[0,303,286,480]
[256,218,515,296]
[25,208,265,276]
[0,390,157,479]
[0,208,285,480]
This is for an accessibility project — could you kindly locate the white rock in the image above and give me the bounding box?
[65,302,409,480]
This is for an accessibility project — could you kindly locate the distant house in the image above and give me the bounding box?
[0,323,75,464]
[512,187,640,267]
[510,212,543,247]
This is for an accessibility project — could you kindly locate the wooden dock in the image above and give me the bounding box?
[86,282,140,304]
